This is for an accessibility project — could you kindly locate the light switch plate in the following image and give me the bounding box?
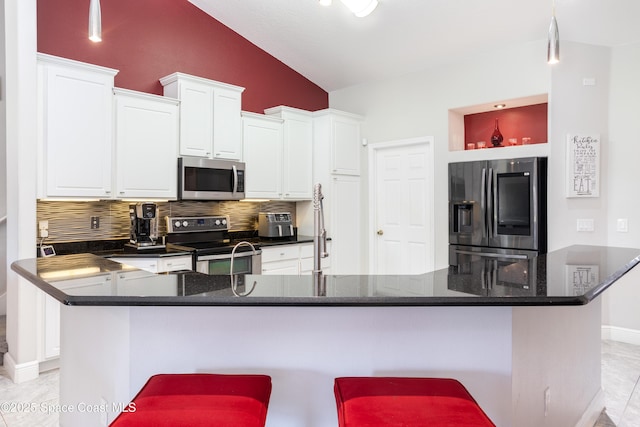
[577,218,594,232]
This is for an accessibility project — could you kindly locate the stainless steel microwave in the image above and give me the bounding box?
[178,157,245,200]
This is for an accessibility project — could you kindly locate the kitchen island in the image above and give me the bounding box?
[12,245,640,427]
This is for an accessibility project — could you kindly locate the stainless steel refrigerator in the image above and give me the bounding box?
[448,157,547,293]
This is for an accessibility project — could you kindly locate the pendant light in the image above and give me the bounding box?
[547,0,559,64]
[88,0,102,43]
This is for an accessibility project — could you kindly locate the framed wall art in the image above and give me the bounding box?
[566,134,600,198]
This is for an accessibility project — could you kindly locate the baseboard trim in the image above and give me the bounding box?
[2,352,40,383]
[601,325,640,345]
[575,388,605,427]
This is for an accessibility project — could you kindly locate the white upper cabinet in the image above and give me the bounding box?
[265,106,313,200]
[242,112,284,199]
[160,72,244,161]
[37,53,118,199]
[313,109,363,176]
[113,89,179,199]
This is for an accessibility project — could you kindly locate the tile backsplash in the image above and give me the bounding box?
[37,200,297,243]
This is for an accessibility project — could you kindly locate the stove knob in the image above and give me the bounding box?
[174,221,181,228]
[183,221,189,228]
[222,218,227,225]
[214,219,221,226]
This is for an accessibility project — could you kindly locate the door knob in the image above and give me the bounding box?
[377,230,384,236]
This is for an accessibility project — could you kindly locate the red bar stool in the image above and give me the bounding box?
[110,373,272,427]
[334,377,495,427]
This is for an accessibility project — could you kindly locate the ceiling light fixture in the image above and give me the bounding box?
[547,0,559,64]
[340,0,379,17]
[494,104,506,109]
[321,0,378,17]
[88,0,102,42]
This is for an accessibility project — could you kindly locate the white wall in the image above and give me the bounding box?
[601,42,640,340]
[1,0,7,316]
[3,0,40,382]
[330,39,550,270]
[330,39,640,336]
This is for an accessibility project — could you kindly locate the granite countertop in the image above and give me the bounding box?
[43,235,317,259]
[12,245,640,307]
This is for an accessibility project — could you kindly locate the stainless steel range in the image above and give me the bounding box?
[165,216,262,279]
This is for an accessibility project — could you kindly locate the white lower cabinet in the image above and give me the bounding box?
[40,273,113,361]
[261,243,331,276]
[115,270,179,296]
[110,255,193,273]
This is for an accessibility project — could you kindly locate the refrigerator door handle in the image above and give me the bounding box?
[487,168,494,237]
[453,249,529,260]
[481,168,487,239]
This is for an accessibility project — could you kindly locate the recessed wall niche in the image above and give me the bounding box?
[448,94,548,151]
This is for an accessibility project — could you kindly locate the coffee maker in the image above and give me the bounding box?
[127,203,164,250]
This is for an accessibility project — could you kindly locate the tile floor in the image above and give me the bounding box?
[0,339,638,426]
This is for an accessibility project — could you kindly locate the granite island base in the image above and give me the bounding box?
[60,303,601,427]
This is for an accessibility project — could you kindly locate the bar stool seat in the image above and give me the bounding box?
[334,377,495,427]
[110,373,272,427]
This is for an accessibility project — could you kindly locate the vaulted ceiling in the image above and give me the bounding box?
[189,0,640,92]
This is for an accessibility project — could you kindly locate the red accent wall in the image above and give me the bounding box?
[37,0,328,113]
[464,103,548,149]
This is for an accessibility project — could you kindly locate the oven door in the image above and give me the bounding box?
[196,250,262,276]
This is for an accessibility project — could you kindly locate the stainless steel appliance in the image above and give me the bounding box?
[165,216,261,282]
[178,157,245,200]
[448,157,547,266]
[128,203,164,250]
[258,212,294,238]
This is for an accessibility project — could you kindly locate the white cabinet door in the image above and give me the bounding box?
[160,73,244,160]
[331,116,361,175]
[178,80,214,157]
[114,89,179,199]
[41,273,113,360]
[242,113,284,199]
[110,255,193,273]
[213,88,243,160]
[299,242,331,275]
[313,109,363,177]
[265,106,313,200]
[38,54,118,199]
[261,245,300,275]
[330,175,362,274]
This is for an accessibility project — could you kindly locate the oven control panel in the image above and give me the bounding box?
[165,216,229,233]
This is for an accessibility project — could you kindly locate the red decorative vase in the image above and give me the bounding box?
[491,119,504,147]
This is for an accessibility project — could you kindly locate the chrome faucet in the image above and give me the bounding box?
[313,184,329,296]
[230,241,257,296]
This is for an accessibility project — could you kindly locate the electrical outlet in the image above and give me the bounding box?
[91,216,100,229]
[544,387,551,417]
[617,218,629,233]
[38,220,49,238]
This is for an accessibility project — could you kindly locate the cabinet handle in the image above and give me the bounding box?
[377,230,384,236]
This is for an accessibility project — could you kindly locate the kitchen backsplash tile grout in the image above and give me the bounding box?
[37,200,297,243]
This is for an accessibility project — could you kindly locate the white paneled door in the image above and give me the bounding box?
[369,138,434,274]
